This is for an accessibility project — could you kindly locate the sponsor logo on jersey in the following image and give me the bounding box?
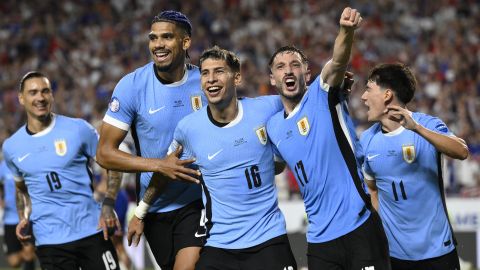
[191,95,203,111]
[297,116,310,136]
[109,97,120,112]
[255,126,268,145]
[402,144,415,163]
[54,139,67,156]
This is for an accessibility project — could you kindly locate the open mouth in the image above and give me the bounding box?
[206,86,222,95]
[284,77,296,90]
[153,50,169,61]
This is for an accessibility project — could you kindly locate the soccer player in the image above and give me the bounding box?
[360,63,468,269]
[95,10,206,270]
[174,46,296,270]
[267,7,391,269]
[0,159,36,270]
[2,71,119,269]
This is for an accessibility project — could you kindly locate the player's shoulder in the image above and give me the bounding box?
[57,115,96,133]
[177,106,207,129]
[360,122,381,143]
[116,62,154,88]
[2,125,27,151]
[412,111,437,123]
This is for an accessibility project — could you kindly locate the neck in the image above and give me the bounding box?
[27,113,53,133]
[155,62,186,84]
[380,119,402,133]
[209,98,238,124]
[281,96,302,115]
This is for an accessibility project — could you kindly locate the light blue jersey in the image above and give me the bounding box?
[360,112,455,260]
[0,160,19,225]
[104,63,206,213]
[172,96,287,249]
[2,115,101,246]
[267,76,370,243]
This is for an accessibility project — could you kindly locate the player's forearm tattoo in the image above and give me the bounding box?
[15,183,31,220]
[142,172,168,204]
[105,170,122,199]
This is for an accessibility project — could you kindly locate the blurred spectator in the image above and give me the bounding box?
[0,0,479,196]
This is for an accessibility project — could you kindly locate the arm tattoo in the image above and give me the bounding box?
[105,170,122,199]
[142,172,169,204]
[15,182,31,220]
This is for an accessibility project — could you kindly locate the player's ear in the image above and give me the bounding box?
[234,72,242,86]
[182,35,191,51]
[18,92,25,106]
[269,73,276,87]
[305,67,312,83]
[384,89,394,103]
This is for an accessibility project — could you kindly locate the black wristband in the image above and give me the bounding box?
[102,197,115,207]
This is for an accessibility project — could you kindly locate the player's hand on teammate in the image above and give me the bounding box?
[385,105,419,130]
[98,204,121,240]
[339,7,362,29]
[16,218,32,243]
[157,145,201,184]
[127,215,144,247]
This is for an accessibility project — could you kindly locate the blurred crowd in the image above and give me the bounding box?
[0,0,479,197]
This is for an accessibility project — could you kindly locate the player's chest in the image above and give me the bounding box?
[365,133,420,175]
[138,91,204,126]
[13,136,82,175]
[192,125,270,169]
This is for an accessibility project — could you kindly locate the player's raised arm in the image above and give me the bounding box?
[321,7,362,88]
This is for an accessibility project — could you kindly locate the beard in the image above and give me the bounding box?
[155,62,173,72]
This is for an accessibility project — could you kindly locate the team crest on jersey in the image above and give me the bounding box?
[297,116,310,136]
[54,139,67,156]
[255,126,268,145]
[402,144,415,163]
[109,97,120,112]
[191,95,203,111]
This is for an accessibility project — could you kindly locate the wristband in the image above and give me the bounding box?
[102,197,115,207]
[134,200,150,220]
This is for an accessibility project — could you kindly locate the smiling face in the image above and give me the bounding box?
[269,51,311,103]
[148,21,190,72]
[361,80,390,122]
[200,58,241,108]
[19,76,54,121]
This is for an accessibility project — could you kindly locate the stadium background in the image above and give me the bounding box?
[0,0,479,269]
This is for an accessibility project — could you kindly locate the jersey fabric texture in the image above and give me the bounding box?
[267,75,370,243]
[2,115,101,246]
[104,62,206,213]
[360,112,455,260]
[172,96,287,249]
[0,160,19,225]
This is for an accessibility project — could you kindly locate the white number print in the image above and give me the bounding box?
[362,266,375,270]
[283,266,294,270]
[195,209,207,238]
[102,250,117,270]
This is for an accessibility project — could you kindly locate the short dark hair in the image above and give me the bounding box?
[367,63,417,104]
[268,45,308,69]
[152,10,192,37]
[199,46,240,73]
[19,71,48,92]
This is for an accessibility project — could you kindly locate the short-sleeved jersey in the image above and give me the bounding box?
[360,112,455,260]
[104,63,206,213]
[2,115,101,246]
[0,160,19,225]
[172,96,287,249]
[267,76,369,243]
